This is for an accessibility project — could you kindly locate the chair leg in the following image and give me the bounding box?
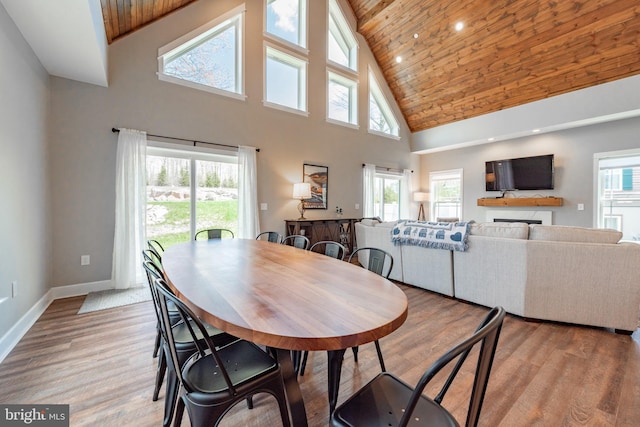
[163,369,179,427]
[299,351,309,376]
[153,348,167,401]
[327,349,346,415]
[291,350,301,374]
[351,346,358,362]
[153,327,161,358]
[173,394,185,427]
[374,340,386,372]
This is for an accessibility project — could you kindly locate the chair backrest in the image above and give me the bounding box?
[401,306,506,427]
[194,228,235,240]
[147,239,165,258]
[281,235,310,250]
[142,247,163,268]
[310,240,346,261]
[256,231,282,243]
[153,277,237,396]
[348,247,394,278]
[142,258,166,325]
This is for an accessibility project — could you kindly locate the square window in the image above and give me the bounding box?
[328,71,357,125]
[265,46,307,112]
[328,0,357,72]
[265,0,307,48]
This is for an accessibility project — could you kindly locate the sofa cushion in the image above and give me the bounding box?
[470,222,529,239]
[528,224,622,244]
[359,218,380,226]
[376,221,398,228]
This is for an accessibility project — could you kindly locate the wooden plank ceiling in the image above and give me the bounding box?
[100,0,640,133]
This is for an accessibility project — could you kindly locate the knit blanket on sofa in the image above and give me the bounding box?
[391,220,471,252]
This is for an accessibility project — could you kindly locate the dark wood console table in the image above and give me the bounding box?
[285,218,358,253]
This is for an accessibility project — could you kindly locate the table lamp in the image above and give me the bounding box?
[413,191,429,221]
[293,182,312,220]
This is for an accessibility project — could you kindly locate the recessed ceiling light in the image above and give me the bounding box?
[532,129,541,133]
[488,137,495,142]
[413,33,419,39]
[455,21,464,31]
[396,56,403,63]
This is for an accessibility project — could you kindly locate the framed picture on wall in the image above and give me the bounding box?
[303,163,328,209]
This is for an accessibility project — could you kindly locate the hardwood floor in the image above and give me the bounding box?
[1,284,638,426]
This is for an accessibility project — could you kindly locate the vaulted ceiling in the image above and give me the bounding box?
[100,0,640,133]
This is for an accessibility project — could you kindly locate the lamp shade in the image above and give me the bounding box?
[413,191,430,202]
[293,182,311,199]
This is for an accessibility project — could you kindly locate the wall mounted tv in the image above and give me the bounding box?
[485,154,554,191]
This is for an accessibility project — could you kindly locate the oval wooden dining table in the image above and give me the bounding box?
[162,239,408,426]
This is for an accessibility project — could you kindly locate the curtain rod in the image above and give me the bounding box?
[362,163,413,173]
[111,128,259,152]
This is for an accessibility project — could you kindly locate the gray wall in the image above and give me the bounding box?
[420,116,640,226]
[0,3,51,337]
[49,0,416,287]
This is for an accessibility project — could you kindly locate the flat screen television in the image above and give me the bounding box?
[485,154,554,191]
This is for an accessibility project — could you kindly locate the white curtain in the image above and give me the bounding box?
[112,129,147,289]
[238,146,260,239]
[362,163,376,218]
[399,168,412,220]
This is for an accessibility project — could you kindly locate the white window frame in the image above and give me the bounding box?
[263,43,309,115]
[327,0,358,73]
[157,5,246,100]
[264,0,308,52]
[368,68,400,139]
[327,70,358,128]
[429,169,463,221]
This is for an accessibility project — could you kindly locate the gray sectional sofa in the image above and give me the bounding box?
[355,219,640,333]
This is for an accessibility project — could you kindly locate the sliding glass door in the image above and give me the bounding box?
[146,144,238,249]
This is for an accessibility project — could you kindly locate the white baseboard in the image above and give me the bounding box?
[0,279,113,363]
[50,279,114,299]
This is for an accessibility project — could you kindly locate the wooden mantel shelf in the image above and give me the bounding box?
[477,197,563,207]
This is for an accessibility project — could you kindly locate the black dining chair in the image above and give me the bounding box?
[194,228,235,240]
[297,240,347,376]
[142,261,238,427]
[142,249,172,360]
[348,246,394,279]
[153,277,292,427]
[331,306,506,427]
[309,240,346,261]
[256,231,282,243]
[298,246,393,376]
[281,234,310,250]
[346,246,395,371]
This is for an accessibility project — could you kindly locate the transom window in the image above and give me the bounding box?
[328,0,357,72]
[369,69,399,138]
[327,71,357,126]
[264,45,308,113]
[265,0,307,49]
[157,5,245,99]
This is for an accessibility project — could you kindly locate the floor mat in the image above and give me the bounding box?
[78,286,151,314]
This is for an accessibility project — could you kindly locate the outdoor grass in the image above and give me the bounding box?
[147,200,238,248]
